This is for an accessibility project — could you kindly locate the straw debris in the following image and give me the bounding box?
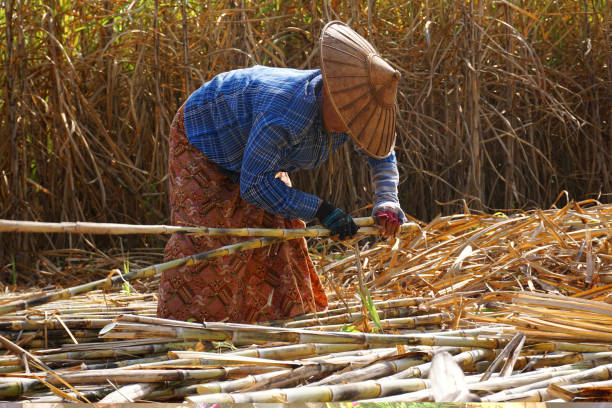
[0,202,610,402]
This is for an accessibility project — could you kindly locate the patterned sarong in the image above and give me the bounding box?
[157,105,328,323]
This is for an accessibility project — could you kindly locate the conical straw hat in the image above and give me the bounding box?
[320,20,400,159]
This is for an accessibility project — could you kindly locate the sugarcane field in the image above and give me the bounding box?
[0,0,610,406]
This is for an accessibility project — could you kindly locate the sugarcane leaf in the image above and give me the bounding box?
[212,340,237,352]
[358,288,383,333]
[340,324,359,332]
[122,260,131,296]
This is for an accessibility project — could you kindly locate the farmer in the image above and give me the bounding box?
[157,21,405,323]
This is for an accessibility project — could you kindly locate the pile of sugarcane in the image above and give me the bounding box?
[0,201,610,402]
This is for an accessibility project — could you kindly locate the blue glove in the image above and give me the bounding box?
[316,200,359,240]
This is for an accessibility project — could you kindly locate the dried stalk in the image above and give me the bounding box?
[0,217,418,237]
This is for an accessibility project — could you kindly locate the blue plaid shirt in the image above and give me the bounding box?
[184,66,402,221]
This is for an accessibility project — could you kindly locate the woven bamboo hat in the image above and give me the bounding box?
[320,20,400,159]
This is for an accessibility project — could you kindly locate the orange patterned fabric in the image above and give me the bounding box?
[157,105,328,323]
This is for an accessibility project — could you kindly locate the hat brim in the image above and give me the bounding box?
[320,21,397,159]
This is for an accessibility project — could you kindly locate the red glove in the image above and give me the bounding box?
[375,209,401,238]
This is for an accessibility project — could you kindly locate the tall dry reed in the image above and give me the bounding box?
[0,0,610,282]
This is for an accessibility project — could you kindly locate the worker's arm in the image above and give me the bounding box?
[362,149,406,237]
[240,115,321,221]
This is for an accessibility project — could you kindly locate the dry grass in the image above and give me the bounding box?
[0,200,610,402]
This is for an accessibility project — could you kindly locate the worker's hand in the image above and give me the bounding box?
[316,200,359,240]
[373,202,406,238]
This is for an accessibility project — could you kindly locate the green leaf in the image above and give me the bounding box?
[122,259,131,296]
[358,287,383,334]
[212,341,237,352]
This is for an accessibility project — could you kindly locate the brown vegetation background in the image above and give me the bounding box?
[0,0,610,283]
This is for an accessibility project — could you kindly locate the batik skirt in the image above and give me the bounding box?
[157,104,328,323]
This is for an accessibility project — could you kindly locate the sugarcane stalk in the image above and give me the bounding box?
[309,353,432,386]
[529,342,612,353]
[0,318,113,332]
[101,318,506,349]
[310,312,454,332]
[0,335,52,371]
[0,329,103,341]
[118,357,231,369]
[153,347,394,375]
[198,352,390,396]
[83,354,170,370]
[538,355,612,374]
[245,363,345,392]
[481,363,612,402]
[0,219,190,234]
[510,351,612,372]
[0,365,25,374]
[0,220,415,319]
[305,347,398,362]
[279,306,435,328]
[0,337,100,351]
[265,297,426,325]
[484,379,612,402]
[546,379,612,401]
[504,292,612,317]
[309,349,401,369]
[491,328,612,343]
[186,377,432,403]
[26,386,116,403]
[0,355,171,374]
[112,314,508,348]
[228,343,367,361]
[40,365,282,385]
[98,383,160,403]
[360,387,434,402]
[0,236,283,316]
[148,383,203,401]
[165,351,307,368]
[0,299,157,315]
[312,347,427,384]
[0,377,47,398]
[363,368,586,403]
[0,217,418,237]
[55,337,190,352]
[0,311,157,323]
[468,369,583,393]
[388,349,497,380]
[2,341,198,367]
[196,369,293,395]
[366,354,612,403]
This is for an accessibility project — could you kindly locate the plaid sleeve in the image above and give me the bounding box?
[240,115,320,221]
[360,148,406,222]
